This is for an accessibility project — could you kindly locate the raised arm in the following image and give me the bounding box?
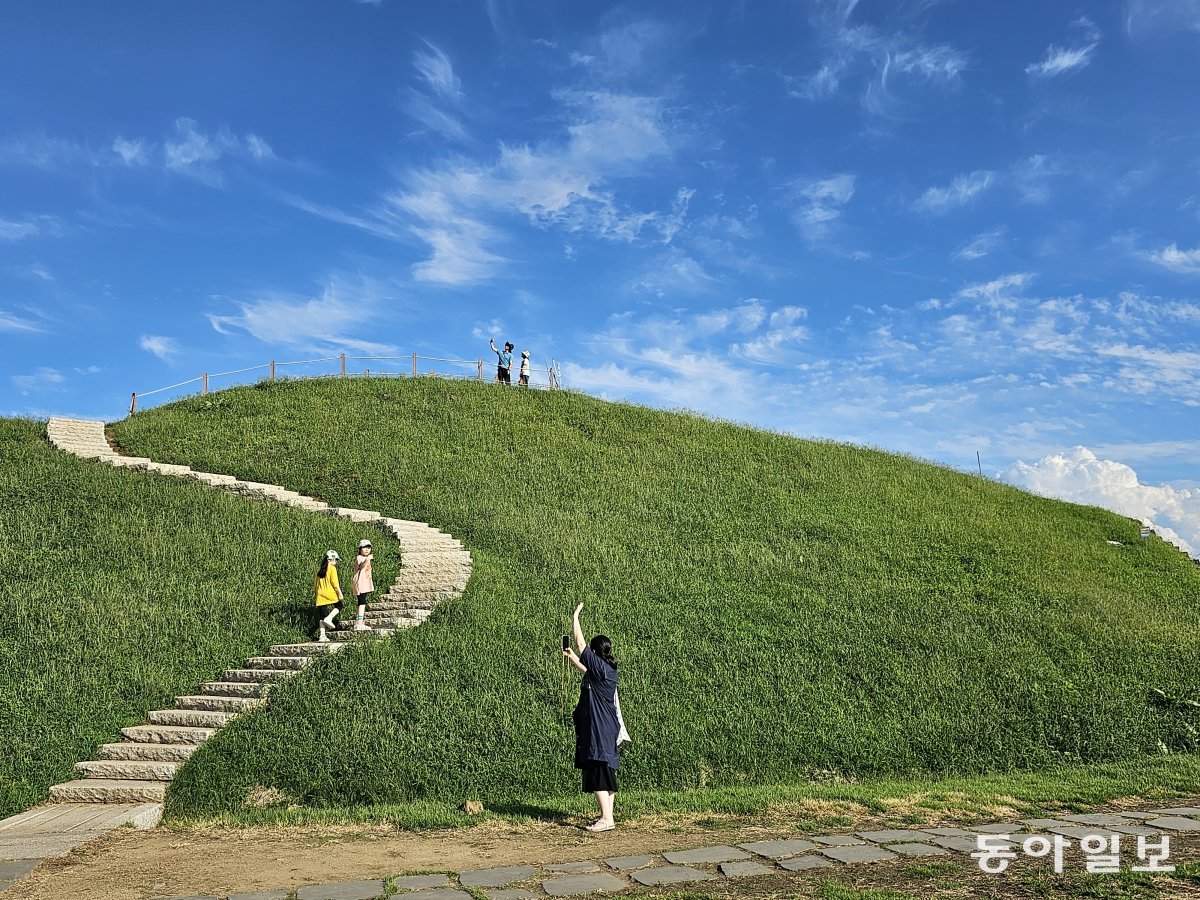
[572,602,586,653]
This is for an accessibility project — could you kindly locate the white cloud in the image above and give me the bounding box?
[731,306,810,364]
[956,272,1032,309]
[405,41,467,140]
[0,310,44,333]
[1026,17,1101,79]
[11,367,65,395]
[954,228,1004,260]
[381,90,679,284]
[0,214,63,241]
[159,118,274,182]
[1000,446,1199,558]
[914,170,995,214]
[139,334,180,361]
[112,137,150,166]
[1012,154,1060,204]
[0,133,99,169]
[787,174,856,242]
[1144,243,1200,275]
[413,41,463,100]
[1125,0,1200,38]
[790,1,967,115]
[633,248,716,297]
[207,280,398,355]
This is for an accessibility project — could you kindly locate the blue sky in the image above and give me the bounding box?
[3,0,1199,552]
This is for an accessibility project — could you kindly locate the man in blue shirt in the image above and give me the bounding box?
[489,338,514,384]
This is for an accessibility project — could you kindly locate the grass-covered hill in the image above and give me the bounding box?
[0,418,399,819]
[106,377,1200,821]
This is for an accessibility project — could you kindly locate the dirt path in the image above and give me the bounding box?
[11,818,785,899]
[11,798,1198,899]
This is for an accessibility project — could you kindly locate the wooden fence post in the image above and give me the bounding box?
[129,392,137,415]
[412,353,417,377]
[340,353,346,378]
[202,373,208,395]
[270,361,275,382]
[477,358,483,381]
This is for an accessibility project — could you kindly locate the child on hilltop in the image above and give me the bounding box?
[519,350,531,387]
[351,539,374,631]
[314,550,343,642]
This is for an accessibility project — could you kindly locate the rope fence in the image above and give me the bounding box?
[129,353,562,415]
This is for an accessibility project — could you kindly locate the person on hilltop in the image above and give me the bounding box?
[314,550,344,643]
[489,338,514,384]
[563,601,621,832]
[351,539,374,632]
[519,350,531,387]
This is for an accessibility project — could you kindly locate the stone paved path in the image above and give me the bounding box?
[0,418,473,893]
[136,805,1200,900]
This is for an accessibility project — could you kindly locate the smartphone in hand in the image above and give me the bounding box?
[562,634,570,651]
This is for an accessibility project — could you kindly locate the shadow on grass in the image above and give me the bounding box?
[484,800,572,824]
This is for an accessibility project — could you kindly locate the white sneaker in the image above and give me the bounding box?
[317,630,331,643]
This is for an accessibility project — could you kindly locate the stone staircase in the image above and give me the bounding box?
[38,417,472,807]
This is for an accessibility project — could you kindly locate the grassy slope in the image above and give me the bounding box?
[110,379,1200,820]
[0,418,398,818]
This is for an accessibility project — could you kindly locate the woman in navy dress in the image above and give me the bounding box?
[563,601,620,832]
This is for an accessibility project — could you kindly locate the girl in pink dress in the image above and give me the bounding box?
[351,539,374,631]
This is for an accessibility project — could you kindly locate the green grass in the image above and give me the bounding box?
[0,417,399,819]
[155,755,1200,829]
[106,377,1200,820]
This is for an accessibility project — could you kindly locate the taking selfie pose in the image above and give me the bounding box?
[563,602,620,832]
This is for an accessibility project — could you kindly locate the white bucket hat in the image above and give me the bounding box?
[358,539,372,549]
[325,549,341,561]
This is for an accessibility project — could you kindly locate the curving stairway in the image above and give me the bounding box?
[38,417,473,806]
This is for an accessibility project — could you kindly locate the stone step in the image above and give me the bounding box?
[199,680,269,698]
[331,628,396,642]
[49,779,166,804]
[98,742,198,762]
[147,709,236,729]
[369,599,438,612]
[187,471,238,486]
[245,655,311,670]
[139,462,192,476]
[175,695,266,714]
[224,667,300,682]
[383,590,456,603]
[267,642,344,657]
[109,456,154,467]
[75,759,180,782]
[322,508,382,523]
[363,614,427,629]
[122,724,216,745]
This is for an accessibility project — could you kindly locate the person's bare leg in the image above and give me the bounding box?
[588,790,615,829]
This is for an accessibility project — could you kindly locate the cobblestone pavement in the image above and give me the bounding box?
[77,805,1199,900]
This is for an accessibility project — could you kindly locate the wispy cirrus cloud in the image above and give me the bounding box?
[207,279,398,354]
[1,119,274,184]
[1026,16,1101,79]
[954,228,1004,260]
[381,89,680,284]
[1144,243,1200,275]
[789,0,967,116]
[914,170,995,214]
[405,41,468,140]
[11,367,65,395]
[0,214,64,241]
[139,334,180,361]
[0,309,45,333]
[1124,0,1200,38]
[785,174,856,243]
